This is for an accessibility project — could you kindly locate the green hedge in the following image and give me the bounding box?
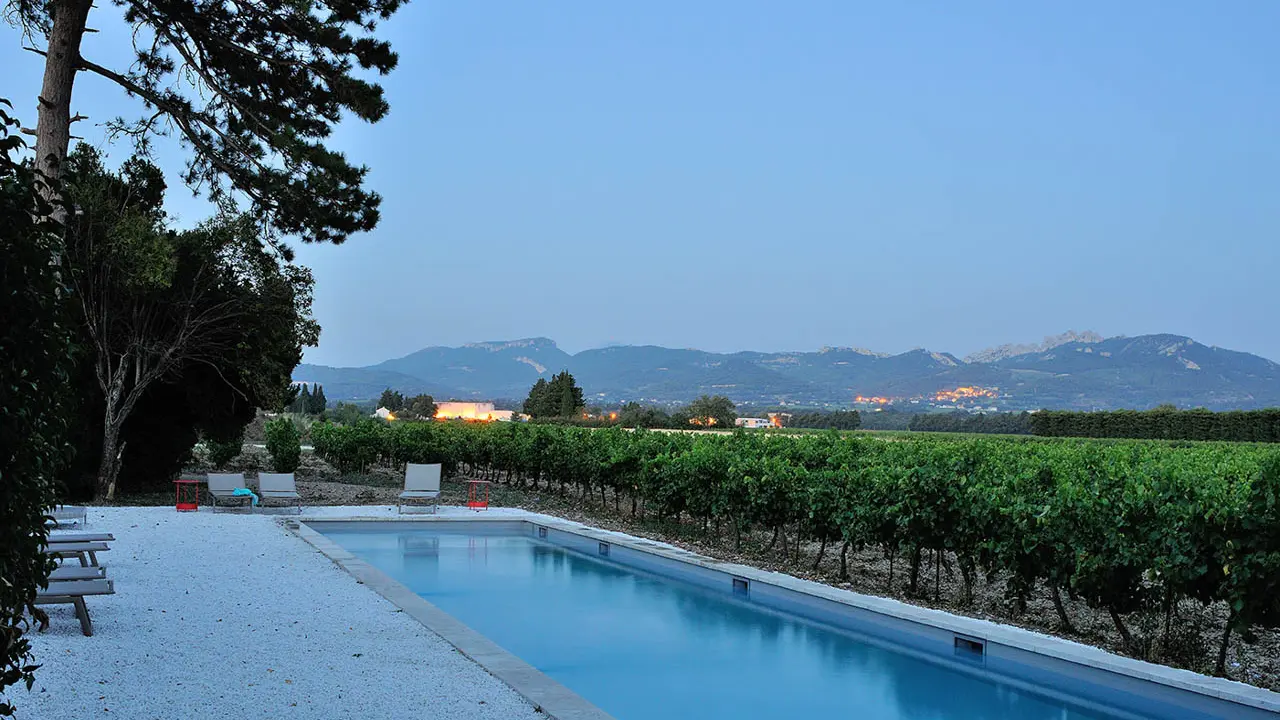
[1031,407,1280,442]
[311,420,1280,674]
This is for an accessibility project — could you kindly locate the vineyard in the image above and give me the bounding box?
[311,420,1280,682]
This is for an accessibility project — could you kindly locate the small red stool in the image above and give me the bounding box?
[174,478,200,512]
[466,479,491,511]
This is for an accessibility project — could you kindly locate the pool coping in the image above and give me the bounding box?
[288,510,1280,718]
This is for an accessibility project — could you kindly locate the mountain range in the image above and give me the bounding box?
[294,333,1280,411]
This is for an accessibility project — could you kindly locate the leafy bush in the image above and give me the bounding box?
[264,417,302,473]
[205,428,245,469]
[0,100,76,716]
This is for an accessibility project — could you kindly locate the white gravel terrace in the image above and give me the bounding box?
[15,506,541,720]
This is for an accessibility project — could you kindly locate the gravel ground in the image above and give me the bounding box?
[14,507,539,720]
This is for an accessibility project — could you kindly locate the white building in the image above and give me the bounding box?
[734,417,773,429]
[434,401,514,422]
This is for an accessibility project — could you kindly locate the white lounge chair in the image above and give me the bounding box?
[258,473,302,513]
[399,463,441,514]
[43,541,110,567]
[47,532,115,543]
[49,505,87,528]
[50,566,107,581]
[36,578,114,636]
[207,472,254,510]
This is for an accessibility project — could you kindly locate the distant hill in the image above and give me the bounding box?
[294,333,1280,411]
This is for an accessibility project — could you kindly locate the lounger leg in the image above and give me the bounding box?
[73,597,94,636]
[78,552,89,568]
[88,551,99,566]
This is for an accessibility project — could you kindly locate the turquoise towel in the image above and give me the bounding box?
[232,487,259,507]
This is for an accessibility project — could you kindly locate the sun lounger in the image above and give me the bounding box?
[36,579,114,636]
[399,463,441,514]
[207,473,254,510]
[49,506,88,527]
[47,532,115,543]
[43,541,110,567]
[50,566,107,581]
[258,473,302,513]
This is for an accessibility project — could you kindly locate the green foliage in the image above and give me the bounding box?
[405,394,437,420]
[12,0,408,246]
[682,394,737,428]
[264,417,302,473]
[378,388,406,412]
[787,410,862,431]
[523,371,585,418]
[909,411,1032,435]
[617,401,672,429]
[56,147,318,498]
[329,402,368,426]
[1031,408,1280,442]
[307,385,328,415]
[205,429,245,469]
[0,99,75,717]
[288,385,312,414]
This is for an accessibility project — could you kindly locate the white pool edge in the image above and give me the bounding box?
[292,510,1280,719]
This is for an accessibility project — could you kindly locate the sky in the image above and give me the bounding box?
[4,1,1279,367]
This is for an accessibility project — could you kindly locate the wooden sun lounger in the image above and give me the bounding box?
[44,541,110,567]
[47,532,116,543]
[50,566,107,581]
[36,579,115,636]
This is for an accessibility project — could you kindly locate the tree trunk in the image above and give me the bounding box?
[1051,584,1076,633]
[765,525,780,551]
[908,545,923,595]
[97,419,123,501]
[934,549,941,601]
[958,558,974,605]
[1108,606,1137,655]
[1215,616,1234,677]
[839,541,850,580]
[33,0,93,195]
[812,538,828,571]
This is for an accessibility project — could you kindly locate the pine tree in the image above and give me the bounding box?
[13,0,406,250]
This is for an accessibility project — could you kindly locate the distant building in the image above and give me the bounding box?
[735,417,773,429]
[435,401,514,422]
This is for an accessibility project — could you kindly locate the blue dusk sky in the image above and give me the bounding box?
[3,1,1278,366]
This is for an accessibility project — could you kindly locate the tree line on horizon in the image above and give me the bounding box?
[1031,406,1280,443]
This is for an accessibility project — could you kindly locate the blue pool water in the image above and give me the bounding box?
[322,526,1149,720]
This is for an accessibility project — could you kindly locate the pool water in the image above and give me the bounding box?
[322,527,1148,720]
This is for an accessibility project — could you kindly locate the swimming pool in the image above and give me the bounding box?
[308,519,1274,720]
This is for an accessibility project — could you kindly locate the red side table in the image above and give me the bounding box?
[466,479,491,511]
[174,478,200,512]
